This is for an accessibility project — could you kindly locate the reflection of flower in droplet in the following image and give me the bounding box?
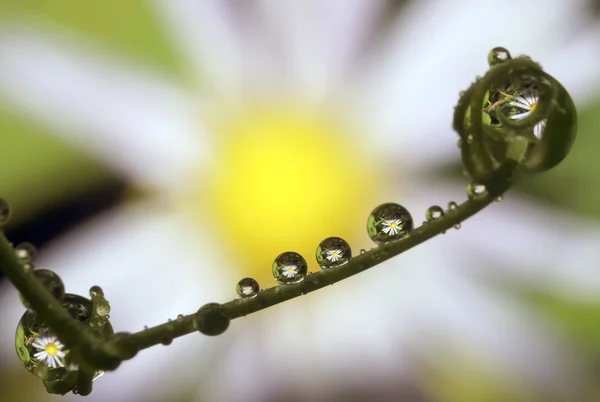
[241,286,254,296]
[496,50,509,60]
[382,219,402,235]
[281,265,299,278]
[32,335,66,368]
[510,87,546,139]
[326,249,343,262]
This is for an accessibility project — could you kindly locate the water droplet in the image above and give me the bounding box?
[272,252,308,284]
[143,326,149,331]
[367,203,413,244]
[447,201,458,211]
[177,314,184,320]
[488,46,512,66]
[20,269,65,310]
[89,286,104,297]
[167,318,172,322]
[466,134,474,144]
[425,206,445,222]
[236,277,260,298]
[360,249,366,254]
[15,242,37,263]
[316,237,352,269]
[194,303,230,336]
[0,198,11,227]
[160,337,173,346]
[456,138,463,149]
[466,183,488,200]
[15,294,108,381]
[495,195,504,202]
[454,223,462,230]
[22,263,33,273]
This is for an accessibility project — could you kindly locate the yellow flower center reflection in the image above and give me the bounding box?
[190,103,386,286]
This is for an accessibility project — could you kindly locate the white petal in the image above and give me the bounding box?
[351,0,589,170]
[151,0,245,102]
[0,23,205,190]
[511,111,532,120]
[254,0,385,103]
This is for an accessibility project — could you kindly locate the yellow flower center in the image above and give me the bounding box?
[390,222,398,228]
[530,102,537,111]
[186,102,387,285]
[45,343,58,356]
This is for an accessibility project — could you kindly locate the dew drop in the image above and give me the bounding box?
[466,134,474,144]
[425,206,445,222]
[20,269,65,310]
[177,314,184,320]
[454,223,462,230]
[236,277,260,298]
[89,286,104,297]
[367,203,413,244]
[168,318,172,322]
[456,138,463,149]
[447,201,458,211]
[0,198,11,227]
[360,249,366,254]
[194,303,230,336]
[488,46,512,66]
[15,242,37,264]
[316,237,352,270]
[466,183,488,200]
[272,252,308,285]
[143,326,149,331]
[160,337,173,346]
[495,195,504,202]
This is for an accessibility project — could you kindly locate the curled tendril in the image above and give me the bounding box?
[0,47,579,396]
[455,50,577,181]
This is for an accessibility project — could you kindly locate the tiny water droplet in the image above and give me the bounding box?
[177,314,184,320]
[0,198,11,226]
[367,203,413,244]
[360,249,366,254]
[488,46,512,66]
[466,182,488,200]
[161,337,173,346]
[316,237,352,269]
[236,277,260,297]
[143,326,149,330]
[456,138,463,149]
[454,223,462,230]
[466,134,474,144]
[272,252,307,284]
[495,195,504,202]
[22,263,33,273]
[447,201,458,211]
[89,286,104,297]
[425,206,445,222]
[168,318,172,322]
[15,242,37,263]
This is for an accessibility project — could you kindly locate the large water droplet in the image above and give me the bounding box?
[0,198,10,226]
[488,46,512,66]
[466,183,488,200]
[194,303,230,336]
[89,286,104,297]
[15,294,110,382]
[272,252,308,284]
[15,242,37,263]
[425,206,445,222]
[20,269,65,310]
[447,201,458,211]
[367,203,413,244]
[316,237,352,269]
[236,277,260,298]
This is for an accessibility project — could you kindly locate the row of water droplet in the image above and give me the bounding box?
[234,182,498,298]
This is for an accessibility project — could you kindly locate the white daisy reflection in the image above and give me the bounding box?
[32,335,66,369]
[510,86,547,139]
[1,1,600,401]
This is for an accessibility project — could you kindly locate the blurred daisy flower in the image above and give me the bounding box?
[1,1,600,401]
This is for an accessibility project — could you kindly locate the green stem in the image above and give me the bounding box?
[101,160,518,354]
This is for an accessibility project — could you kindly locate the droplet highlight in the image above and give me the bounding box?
[367,203,413,244]
[236,277,260,298]
[487,46,512,66]
[15,242,37,264]
[272,252,308,284]
[466,183,488,200]
[316,237,352,269]
[425,206,445,222]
